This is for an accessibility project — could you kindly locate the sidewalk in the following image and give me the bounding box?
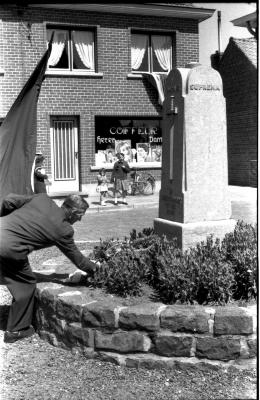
[69,185,257,244]
[84,185,257,217]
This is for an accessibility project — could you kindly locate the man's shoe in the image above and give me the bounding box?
[4,326,35,343]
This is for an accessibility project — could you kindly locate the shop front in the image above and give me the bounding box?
[92,116,162,169]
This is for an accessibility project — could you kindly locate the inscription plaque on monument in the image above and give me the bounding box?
[154,65,236,249]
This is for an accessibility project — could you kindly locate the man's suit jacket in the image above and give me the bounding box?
[0,193,94,272]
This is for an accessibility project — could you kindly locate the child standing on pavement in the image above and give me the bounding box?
[110,153,131,205]
[97,168,108,206]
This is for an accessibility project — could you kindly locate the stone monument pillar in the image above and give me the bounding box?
[154,65,236,249]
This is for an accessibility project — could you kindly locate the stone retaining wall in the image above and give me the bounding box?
[34,284,257,371]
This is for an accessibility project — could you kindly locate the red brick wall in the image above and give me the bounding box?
[0,5,199,185]
[218,41,257,187]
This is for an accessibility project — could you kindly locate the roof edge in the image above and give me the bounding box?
[28,3,215,21]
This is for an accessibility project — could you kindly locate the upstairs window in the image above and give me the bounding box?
[47,27,95,72]
[131,32,173,74]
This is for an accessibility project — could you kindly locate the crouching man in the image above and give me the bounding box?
[0,193,98,343]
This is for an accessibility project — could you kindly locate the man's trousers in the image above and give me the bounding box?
[0,257,36,331]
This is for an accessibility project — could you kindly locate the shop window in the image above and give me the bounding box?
[131,32,173,74]
[46,27,96,72]
[95,116,162,166]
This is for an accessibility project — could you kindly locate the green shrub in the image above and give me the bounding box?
[87,223,257,304]
[89,236,152,297]
[87,246,145,297]
[150,235,234,305]
[222,221,257,300]
[129,227,154,241]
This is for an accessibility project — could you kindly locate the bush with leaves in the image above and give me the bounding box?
[148,235,235,305]
[221,221,257,300]
[86,246,146,297]
[86,223,257,304]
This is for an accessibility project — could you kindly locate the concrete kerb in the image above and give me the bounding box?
[33,279,257,372]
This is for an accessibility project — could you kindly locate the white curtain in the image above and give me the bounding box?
[73,31,94,70]
[47,30,67,67]
[131,34,148,70]
[152,35,172,72]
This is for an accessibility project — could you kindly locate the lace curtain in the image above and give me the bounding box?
[47,30,67,67]
[73,31,94,70]
[131,34,148,70]
[152,35,172,72]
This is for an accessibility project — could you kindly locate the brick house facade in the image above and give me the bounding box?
[0,3,214,194]
[215,37,257,187]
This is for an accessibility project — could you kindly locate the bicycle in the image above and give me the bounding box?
[107,168,156,198]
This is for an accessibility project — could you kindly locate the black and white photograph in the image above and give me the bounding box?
[0,2,257,399]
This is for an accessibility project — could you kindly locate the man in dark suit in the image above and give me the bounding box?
[0,193,98,343]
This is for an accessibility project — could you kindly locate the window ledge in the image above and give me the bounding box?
[0,68,5,76]
[90,162,161,171]
[127,72,168,79]
[127,73,143,79]
[45,70,103,78]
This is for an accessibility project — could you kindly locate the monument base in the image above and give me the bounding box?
[154,218,237,250]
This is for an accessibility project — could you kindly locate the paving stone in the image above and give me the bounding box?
[82,300,117,328]
[196,336,241,361]
[65,322,94,347]
[47,317,66,337]
[214,307,253,335]
[95,330,151,353]
[153,331,193,357]
[118,303,164,331]
[56,294,84,322]
[125,353,176,369]
[97,351,126,366]
[38,288,59,315]
[38,330,60,347]
[247,338,257,358]
[161,306,209,333]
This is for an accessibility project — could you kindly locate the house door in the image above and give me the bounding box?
[49,117,79,193]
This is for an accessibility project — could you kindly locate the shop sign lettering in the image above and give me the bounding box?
[96,135,162,144]
[149,136,162,143]
[97,136,116,144]
[109,127,159,135]
[190,84,220,91]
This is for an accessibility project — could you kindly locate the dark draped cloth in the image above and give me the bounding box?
[142,72,168,106]
[0,35,53,210]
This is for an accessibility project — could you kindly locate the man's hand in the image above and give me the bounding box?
[64,260,101,284]
[64,270,87,284]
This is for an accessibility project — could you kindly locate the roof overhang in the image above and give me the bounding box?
[28,3,215,22]
[231,11,257,28]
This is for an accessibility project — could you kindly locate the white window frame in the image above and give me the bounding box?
[131,31,174,75]
[46,25,100,77]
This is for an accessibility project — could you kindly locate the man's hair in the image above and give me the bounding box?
[62,195,89,213]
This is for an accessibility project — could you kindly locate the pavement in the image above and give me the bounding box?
[80,185,257,212]
[67,185,257,243]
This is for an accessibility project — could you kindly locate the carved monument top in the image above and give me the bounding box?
[166,65,222,97]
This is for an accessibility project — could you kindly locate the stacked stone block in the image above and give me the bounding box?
[34,284,257,371]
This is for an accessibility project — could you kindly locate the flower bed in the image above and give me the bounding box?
[86,221,257,305]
